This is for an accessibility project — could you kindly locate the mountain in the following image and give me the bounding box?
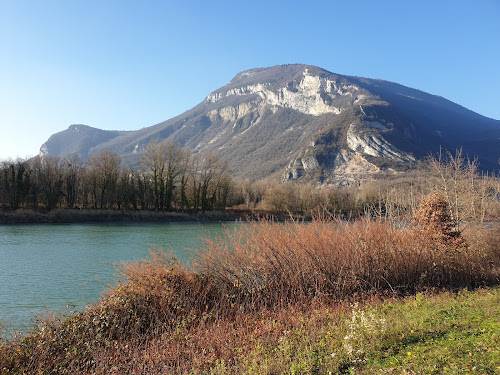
[40,64,500,183]
[39,124,130,161]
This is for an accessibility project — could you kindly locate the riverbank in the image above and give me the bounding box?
[1,216,499,374]
[0,208,271,224]
[2,286,498,374]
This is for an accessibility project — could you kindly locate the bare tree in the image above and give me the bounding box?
[37,156,63,210]
[428,148,494,227]
[199,153,231,212]
[189,154,202,212]
[176,148,192,210]
[88,151,121,209]
[1,159,31,209]
[61,154,83,209]
[164,141,182,211]
[29,157,42,209]
[141,140,167,210]
[115,168,135,210]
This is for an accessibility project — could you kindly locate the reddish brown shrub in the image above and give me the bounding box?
[194,215,498,308]
[412,192,467,253]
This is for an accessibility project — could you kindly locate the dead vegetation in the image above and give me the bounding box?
[1,200,498,373]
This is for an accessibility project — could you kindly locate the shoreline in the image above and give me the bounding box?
[2,208,498,226]
[0,208,295,225]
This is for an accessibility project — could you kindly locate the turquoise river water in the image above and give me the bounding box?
[0,222,236,335]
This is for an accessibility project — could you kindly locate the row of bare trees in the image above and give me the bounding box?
[0,141,232,212]
[1,145,499,220]
[141,140,232,212]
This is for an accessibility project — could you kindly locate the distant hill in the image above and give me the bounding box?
[40,64,500,183]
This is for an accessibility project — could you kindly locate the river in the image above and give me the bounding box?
[0,222,236,335]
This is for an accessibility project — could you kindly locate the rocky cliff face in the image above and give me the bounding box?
[205,68,364,116]
[39,64,500,183]
[282,117,416,185]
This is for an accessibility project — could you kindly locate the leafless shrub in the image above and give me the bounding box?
[195,215,498,310]
[428,148,499,226]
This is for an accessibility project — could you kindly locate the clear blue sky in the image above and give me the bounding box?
[1,0,499,160]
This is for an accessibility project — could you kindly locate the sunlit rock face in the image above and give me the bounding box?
[346,123,415,162]
[205,68,365,117]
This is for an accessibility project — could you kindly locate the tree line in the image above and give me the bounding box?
[0,141,232,212]
[2,144,499,221]
[0,139,368,216]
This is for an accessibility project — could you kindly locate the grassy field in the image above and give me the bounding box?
[1,213,499,374]
[204,288,500,374]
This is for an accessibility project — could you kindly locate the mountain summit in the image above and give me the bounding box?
[40,64,500,183]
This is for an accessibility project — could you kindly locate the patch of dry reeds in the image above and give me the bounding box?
[195,214,498,312]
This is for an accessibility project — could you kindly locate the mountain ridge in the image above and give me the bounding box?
[40,64,500,183]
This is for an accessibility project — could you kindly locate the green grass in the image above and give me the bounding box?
[364,290,499,374]
[223,288,500,374]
